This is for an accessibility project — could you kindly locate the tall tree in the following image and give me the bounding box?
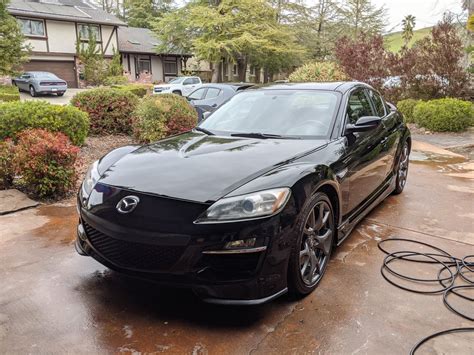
[337,0,387,38]
[125,0,174,29]
[401,15,416,47]
[154,0,305,82]
[0,0,30,76]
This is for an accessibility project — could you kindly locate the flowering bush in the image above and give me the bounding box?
[71,88,139,135]
[413,98,474,132]
[0,101,89,145]
[133,94,198,142]
[14,129,79,198]
[0,139,15,189]
[289,62,348,82]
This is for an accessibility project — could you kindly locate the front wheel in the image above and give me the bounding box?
[288,192,335,296]
[172,90,182,96]
[29,85,37,97]
[392,141,409,195]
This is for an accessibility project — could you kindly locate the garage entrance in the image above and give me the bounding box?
[23,60,78,88]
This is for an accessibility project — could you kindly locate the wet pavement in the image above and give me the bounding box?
[1,143,473,354]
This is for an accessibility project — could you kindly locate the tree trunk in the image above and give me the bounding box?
[237,57,247,82]
[211,61,220,83]
[255,67,261,83]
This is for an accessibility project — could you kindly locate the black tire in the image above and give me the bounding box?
[288,192,335,297]
[172,90,182,96]
[57,92,65,96]
[392,141,410,195]
[29,85,37,97]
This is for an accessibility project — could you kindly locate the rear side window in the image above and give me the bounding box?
[205,88,221,99]
[192,78,200,84]
[188,88,206,100]
[368,90,386,117]
[347,89,374,124]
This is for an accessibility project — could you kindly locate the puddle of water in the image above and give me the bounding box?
[410,151,469,174]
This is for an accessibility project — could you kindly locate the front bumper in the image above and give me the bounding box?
[75,190,297,304]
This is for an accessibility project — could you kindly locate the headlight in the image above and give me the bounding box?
[81,160,100,197]
[195,188,291,223]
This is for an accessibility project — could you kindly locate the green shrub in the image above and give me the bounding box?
[104,75,128,86]
[289,62,348,82]
[14,129,79,199]
[413,98,474,132]
[133,94,198,142]
[112,84,152,98]
[0,139,15,189]
[71,88,139,135]
[397,99,422,123]
[0,101,89,145]
[0,85,20,102]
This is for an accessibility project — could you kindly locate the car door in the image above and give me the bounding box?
[339,88,388,215]
[182,78,199,96]
[366,89,401,178]
[16,73,31,91]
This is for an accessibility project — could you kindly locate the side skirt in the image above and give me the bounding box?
[336,175,396,246]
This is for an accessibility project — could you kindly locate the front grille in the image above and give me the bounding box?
[83,222,185,271]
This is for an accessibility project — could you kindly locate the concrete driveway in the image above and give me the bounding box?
[0,142,473,354]
[20,88,86,105]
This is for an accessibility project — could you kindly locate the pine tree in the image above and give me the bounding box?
[338,0,387,38]
[0,0,30,76]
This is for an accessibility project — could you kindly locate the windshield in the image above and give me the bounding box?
[35,73,59,79]
[168,77,184,84]
[199,90,339,138]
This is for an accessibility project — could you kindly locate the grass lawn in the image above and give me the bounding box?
[384,26,432,52]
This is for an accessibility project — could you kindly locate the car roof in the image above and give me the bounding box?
[257,81,372,94]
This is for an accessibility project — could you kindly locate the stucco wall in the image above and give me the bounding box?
[25,38,48,52]
[101,25,118,56]
[46,20,76,53]
[151,56,163,83]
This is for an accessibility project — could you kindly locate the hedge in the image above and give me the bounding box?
[413,98,474,132]
[71,88,139,135]
[112,83,152,98]
[0,85,20,102]
[0,100,89,145]
[133,94,198,142]
[397,99,422,123]
[289,62,348,82]
[104,75,128,86]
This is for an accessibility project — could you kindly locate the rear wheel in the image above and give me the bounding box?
[288,192,335,296]
[57,92,65,96]
[393,141,409,195]
[29,85,36,97]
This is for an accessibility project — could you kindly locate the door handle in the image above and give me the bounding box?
[211,104,217,108]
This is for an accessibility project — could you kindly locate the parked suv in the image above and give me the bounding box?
[153,76,202,97]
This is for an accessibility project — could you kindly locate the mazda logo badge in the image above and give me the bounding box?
[116,196,140,214]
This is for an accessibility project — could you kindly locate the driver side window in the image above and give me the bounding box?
[347,89,374,124]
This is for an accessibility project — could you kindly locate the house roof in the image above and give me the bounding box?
[118,26,190,56]
[7,0,126,26]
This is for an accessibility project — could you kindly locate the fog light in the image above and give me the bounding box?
[224,238,256,249]
[77,223,87,241]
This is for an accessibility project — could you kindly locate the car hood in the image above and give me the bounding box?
[98,132,327,203]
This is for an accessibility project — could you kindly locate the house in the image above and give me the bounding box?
[7,0,125,87]
[117,26,191,83]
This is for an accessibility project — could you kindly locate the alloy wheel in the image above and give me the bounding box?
[398,143,409,189]
[299,201,334,286]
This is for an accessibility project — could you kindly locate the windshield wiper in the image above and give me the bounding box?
[231,132,300,139]
[194,127,215,136]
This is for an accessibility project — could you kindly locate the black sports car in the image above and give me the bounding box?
[76,82,410,305]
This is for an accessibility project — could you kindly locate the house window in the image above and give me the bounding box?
[164,60,177,75]
[78,24,100,41]
[18,18,45,37]
[138,59,151,73]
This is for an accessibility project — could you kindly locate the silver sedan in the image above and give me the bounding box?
[12,71,68,97]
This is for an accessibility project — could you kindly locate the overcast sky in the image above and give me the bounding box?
[372,0,465,32]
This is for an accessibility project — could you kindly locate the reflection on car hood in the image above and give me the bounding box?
[98,132,327,203]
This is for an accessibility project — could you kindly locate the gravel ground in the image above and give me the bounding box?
[408,123,474,148]
[76,135,137,186]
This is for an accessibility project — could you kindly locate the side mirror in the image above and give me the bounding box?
[202,111,211,120]
[345,116,381,134]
